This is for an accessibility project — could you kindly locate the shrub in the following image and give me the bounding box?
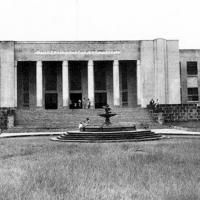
[0,108,15,131]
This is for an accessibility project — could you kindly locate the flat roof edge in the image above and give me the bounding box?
[0,39,178,44]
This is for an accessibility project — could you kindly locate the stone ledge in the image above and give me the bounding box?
[147,104,200,122]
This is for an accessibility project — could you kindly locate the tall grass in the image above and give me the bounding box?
[0,138,200,200]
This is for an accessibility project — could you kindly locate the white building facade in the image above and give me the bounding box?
[0,38,190,110]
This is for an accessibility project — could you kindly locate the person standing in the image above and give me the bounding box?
[82,98,86,109]
[78,99,82,109]
[155,99,159,112]
[79,122,83,131]
[87,98,91,109]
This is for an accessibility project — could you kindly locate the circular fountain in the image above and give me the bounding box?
[52,105,162,142]
[98,104,117,125]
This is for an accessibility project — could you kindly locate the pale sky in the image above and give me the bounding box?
[0,0,200,49]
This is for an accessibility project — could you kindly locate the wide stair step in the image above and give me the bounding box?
[53,129,162,142]
[9,107,157,133]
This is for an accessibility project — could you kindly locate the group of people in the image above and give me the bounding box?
[79,118,90,131]
[149,98,159,111]
[70,98,91,109]
[82,98,91,109]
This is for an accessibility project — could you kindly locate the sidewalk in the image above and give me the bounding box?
[152,129,200,137]
[0,131,64,138]
[0,129,200,138]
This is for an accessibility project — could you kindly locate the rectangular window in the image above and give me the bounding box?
[187,61,198,76]
[188,88,199,101]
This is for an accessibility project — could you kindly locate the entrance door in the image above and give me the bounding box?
[45,93,58,109]
[70,93,82,109]
[43,62,60,109]
[95,93,107,108]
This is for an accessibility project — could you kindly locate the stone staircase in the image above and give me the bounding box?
[53,130,162,142]
[8,107,156,132]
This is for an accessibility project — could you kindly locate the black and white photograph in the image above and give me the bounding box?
[0,0,200,199]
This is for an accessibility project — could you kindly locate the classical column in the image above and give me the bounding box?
[14,61,18,107]
[62,61,69,108]
[88,60,94,108]
[137,60,141,105]
[113,60,120,106]
[36,61,43,108]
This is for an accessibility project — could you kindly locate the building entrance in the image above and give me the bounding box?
[43,61,62,109]
[69,61,87,109]
[94,61,112,108]
[95,92,107,108]
[70,93,82,109]
[45,93,58,109]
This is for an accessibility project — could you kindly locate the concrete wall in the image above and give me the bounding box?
[148,104,200,122]
[15,41,140,61]
[140,41,155,107]
[0,40,184,109]
[167,41,181,104]
[154,39,167,103]
[140,39,181,107]
[0,42,15,107]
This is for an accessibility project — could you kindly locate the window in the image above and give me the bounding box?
[187,62,198,76]
[188,88,199,101]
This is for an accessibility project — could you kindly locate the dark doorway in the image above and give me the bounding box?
[45,93,58,109]
[70,93,82,109]
[95,93,107,108]
[17,61,36,109]
[119,60,137,107]
[94,61,112,108]
[43,61,62,110]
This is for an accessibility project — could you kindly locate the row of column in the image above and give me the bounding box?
[36,60,121,108]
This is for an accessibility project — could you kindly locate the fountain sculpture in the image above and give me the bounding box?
[99,104,116,125]
[52,105,162,142]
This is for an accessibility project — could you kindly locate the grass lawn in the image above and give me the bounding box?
[0,137,200,200]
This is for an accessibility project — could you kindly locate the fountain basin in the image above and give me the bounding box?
[52,129,162,142]
[98,113,117,118]
[82,125,136,132]
[52,104,163,142]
